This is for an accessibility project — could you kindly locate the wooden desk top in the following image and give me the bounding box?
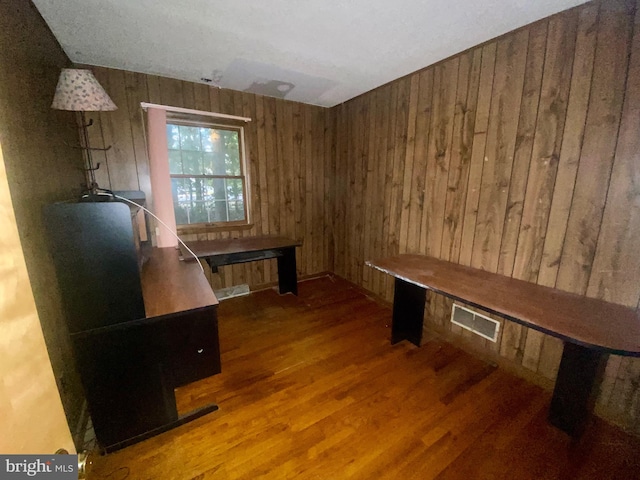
[141,247,218,318]
[367,254,640,356]
[180,236,301,259]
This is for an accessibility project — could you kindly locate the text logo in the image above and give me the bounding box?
[0,455,76,479]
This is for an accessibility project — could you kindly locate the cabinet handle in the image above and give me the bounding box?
[197,348,204,354]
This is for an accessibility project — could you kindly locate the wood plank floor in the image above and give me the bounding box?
[91,276,640,479]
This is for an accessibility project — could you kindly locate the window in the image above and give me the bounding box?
[166,121,248,227]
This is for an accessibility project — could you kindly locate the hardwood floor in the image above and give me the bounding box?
[91,276,640,479]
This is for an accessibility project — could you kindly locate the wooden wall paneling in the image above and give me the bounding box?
[441,49,482,264]
[606,357,640,436]
[342,99,356,282]
[496,22,547,278]
[308,103,324,278]
[253,95,271,284]
[324,108,336,273]
[361,89,380,291]
[422,58,459,259]
[124,71,152,207]
[236,91,255,285]
[335,102,343,278]
[506,13,578,368]
[333,103,347,278]
[497,20,546,361]
[102,68,140,190]
[78,67,331,292]
[263,97,280,284]
[353,96,371,285]
[397,73,421,256]
[514,12,578,284]
[497,19,547,366]
[380,84,399,298]
[386,76,410,271]
[192,83,211,111]
[458,42,497,267]
[405,70,434,255]
[442,48,483,336]
[208,87,221,112]
[469,32,527,348]
[586,14,640,306]
[276,100,295,243]
[587,2,640,430]
[158,76,185,107]
[531,3,599,379]
[471,31,528,273]
[242,94,265,284]
[303,105,315,277]
[333,0,640,432]
[291,102,304,275]
[556,0,633,296]
[181,81,196,109]
[218,88,236,115]
[422,58,459,326]
[85,68,112,189]
[372,86,392,297]
[313,106,326,274]
[254,97,269,236]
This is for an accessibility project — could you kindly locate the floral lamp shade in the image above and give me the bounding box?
[51,68,117,112]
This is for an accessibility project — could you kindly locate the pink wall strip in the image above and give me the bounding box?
[147,107,178,248]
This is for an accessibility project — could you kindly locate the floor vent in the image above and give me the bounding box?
[451,303,500,342]
[214,284,251,301]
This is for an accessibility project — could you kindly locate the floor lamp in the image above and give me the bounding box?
[51,68,117,194]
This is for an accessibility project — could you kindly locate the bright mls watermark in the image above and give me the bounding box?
[0,455,76,479]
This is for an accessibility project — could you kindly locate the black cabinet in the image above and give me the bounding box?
[43,202,145,333]
[44,199,220,452]
[166,309,221,388]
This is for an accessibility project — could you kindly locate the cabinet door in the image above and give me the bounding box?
[165,307,221,388]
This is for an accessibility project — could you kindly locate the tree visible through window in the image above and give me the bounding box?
[167,122,247,226]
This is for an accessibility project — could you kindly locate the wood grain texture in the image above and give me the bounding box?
[368,254,640,356]
[141,248,218,318]
[91,277,640,479]
[86,68,331,292]
[335,0,640,433]
[181,236,301,258]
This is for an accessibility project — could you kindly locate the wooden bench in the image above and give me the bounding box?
[180,236,302,295]
[366,254,640,437]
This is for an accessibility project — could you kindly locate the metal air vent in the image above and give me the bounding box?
[451,303,500,342]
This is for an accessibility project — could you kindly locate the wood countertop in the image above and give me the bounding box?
[141,247,218,318]
[367,254,640,356]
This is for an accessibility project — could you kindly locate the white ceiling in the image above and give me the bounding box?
[33,0,588,107]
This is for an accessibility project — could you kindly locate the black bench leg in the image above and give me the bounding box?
[276,247,298,295]
[549,342,607,437]
[392,278,427,346]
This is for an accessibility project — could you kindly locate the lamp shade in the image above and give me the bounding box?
[51,68,117,111]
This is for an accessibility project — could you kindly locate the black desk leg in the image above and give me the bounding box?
[392,278,427,346]
[276,247,298,295]
[549,342,607,437]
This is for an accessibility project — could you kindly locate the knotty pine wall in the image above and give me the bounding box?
[334,0,640,433]
[85,67,335,291]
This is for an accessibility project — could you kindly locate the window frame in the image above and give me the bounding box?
[165,117,252,232]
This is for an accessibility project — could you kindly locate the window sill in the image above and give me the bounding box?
[177,222,255,235]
